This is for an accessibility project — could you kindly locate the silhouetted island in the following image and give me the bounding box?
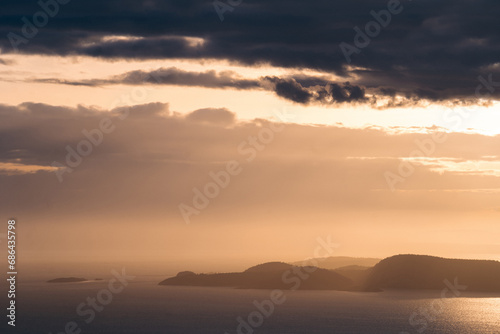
[47,277,88,283]
[160,255,500,293]
[364,254,500,292]
[159,262,353,290]
[292,256,381,270]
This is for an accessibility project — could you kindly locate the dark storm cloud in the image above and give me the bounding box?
[261,77,368,104]
[115,68,260,89]
[317,82,367,103]
[2,0,500,102]
[33,67,261,89]
[31,67,370,106]
[262,77,313,104]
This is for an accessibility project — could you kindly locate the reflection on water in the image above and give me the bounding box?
[13,277,500,334]
[439,297,500,333]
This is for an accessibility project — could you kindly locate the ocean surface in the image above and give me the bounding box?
[10,276,500,334]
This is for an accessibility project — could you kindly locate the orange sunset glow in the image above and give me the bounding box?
[2,1,500,333]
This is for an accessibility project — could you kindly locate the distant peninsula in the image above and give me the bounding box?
[159,262,353,290]
[365,254,500,292]
[159,255,500,293]
[292,256,381,270]
[47,277,88,283]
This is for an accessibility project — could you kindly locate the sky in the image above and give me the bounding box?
[1,0,500,274]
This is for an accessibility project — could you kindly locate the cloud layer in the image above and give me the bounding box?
[2,102,500,221]
[2,0,500,102]
[32,67,372,106]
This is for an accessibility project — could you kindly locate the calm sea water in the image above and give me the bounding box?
[10,276,500,334]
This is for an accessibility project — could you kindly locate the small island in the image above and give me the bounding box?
[47,277,88,283]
